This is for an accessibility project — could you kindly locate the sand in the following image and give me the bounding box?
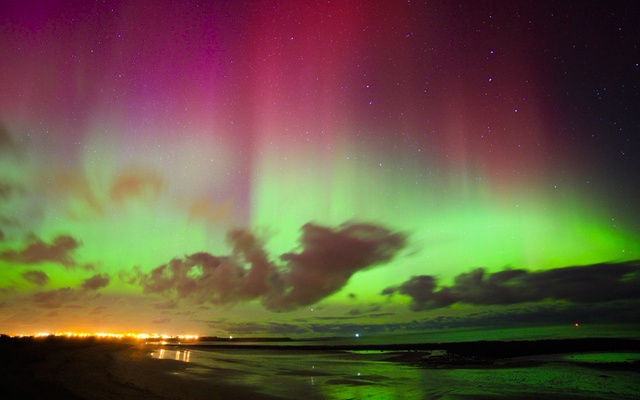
[1,337,638,399]
[0,338,280,400]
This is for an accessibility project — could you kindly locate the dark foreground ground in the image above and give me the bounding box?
[0,336,638,399]
[0,336,284,400]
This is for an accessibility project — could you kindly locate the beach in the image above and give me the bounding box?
[1,337,638,399]
[0,337,280,400]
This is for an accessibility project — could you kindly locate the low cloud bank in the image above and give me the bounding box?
[382,261,640,311]
[30,273,110,308]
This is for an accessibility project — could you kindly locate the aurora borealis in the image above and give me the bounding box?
[0,0,638,337]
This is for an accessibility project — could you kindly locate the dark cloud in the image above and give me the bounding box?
[383,261,640,311]
[90,306,107,314]
[0,235,81,267]
[43,170,104,218]
[109,169,163,205]
[82,263,97,271]
[367,304,382,313]
[42,168,164,221]
[0,215,20,228]
[381,275,455,310]
[153,299,178,310]
[32,288,80,309]
[131,222,406,311]
[409,301,640,331]
[320,306,393,319]
[314,315,360,321]
[0,182,14,200]
[0,181,25,203]
[81,273,110,290]
[188,196,233,225]
[29,273,109,308]
[273,223,406,310]
[0,122,16,153]
[218,322,310,336]
[307,323,369,335]
[22,270,49,286]
[304,299,640,336]
[369,312,395,318]
[151,318,171,324]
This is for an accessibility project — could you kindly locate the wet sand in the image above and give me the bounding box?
[1,337,638,399]
[0,337,281,399]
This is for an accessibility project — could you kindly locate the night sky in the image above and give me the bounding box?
[1,0,639,338]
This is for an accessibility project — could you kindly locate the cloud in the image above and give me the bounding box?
[81,273,110,290]
[381,275,455,310]
[0,182,15,200]
[0,122,16,153]
[82,263,97,271]
[151,318,171,324]
[345,306,390,317]
[41,168,163,220]
[216,322,310,336]
[109,169,163,205]
[0,215,20,228]
[188,196,233,224]
[302,299,640,336]
[29,273,110,308]
[90,306,108,314]
[22,270,49,286]
[153,299,178,310]
[43,171,104,218]
[130,222,406,311]
[32,288,80,309]
[382,261,640,311]
[0,235,81,267]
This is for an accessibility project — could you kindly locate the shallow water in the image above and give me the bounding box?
[150,347,639,399]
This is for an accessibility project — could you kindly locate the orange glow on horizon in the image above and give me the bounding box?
[15,332,200,340]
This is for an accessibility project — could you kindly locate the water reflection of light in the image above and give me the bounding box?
[175,350,192,362]
[152,349,191,362]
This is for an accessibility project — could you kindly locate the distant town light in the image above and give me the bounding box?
[16,331,200,340]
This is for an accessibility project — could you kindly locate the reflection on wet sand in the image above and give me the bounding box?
[148,345,639,399]
[1,337,638,399]
[151,348,191,362]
